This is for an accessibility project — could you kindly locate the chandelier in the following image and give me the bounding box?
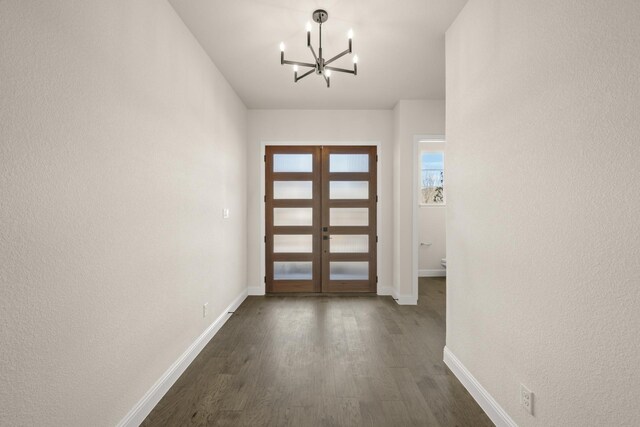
[279,9,358,88]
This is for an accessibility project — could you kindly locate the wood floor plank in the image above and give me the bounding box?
[380,400,414,426]
[317,396,362,427]
[142,279,494,426]
[358,400,388,427]
[388,367,441,426]
[275,405,319,427]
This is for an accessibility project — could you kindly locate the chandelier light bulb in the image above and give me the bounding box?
[348,29,354,39]
[293,65,299,72]
[325,70,332,78]
[306,21,312,32]
[279,42,285,52]
[353,55,359,64]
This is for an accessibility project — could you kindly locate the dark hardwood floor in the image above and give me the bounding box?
[141,278,493,426]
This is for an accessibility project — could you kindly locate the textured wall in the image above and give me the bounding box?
[246,110,394,294]
[0,1,247,425]
[446,1,640,425]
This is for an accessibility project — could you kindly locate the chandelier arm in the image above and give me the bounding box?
[322,72,330,88]
[308,44,318,62]
[282,60,316,68]
[295,68,315,82]
[325,65,356,75]
[324,48,351,66]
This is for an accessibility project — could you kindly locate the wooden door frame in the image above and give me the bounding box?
[259,141,382,296]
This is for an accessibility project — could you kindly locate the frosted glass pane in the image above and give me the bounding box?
[330,181,368,199]
[329,208,368,226]
[329,154,369,172]
[330,235,369,253]
[274,208,313,226]
[273,154,313,172]
[274,181,313,199]
[273,235,313,253]
[330,262,368,280]
[274,262,313,280]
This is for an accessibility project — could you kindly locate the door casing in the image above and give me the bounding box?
[265,145,377,293]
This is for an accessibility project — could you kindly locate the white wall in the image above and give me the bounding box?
[392,100,445,302]
[247,110,394,295]
[446,1,640,426]
[418,141,446,276]
[0,1,247,426]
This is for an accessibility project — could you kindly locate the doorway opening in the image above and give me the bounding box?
[265,145,377,293]
[413,135,447,303]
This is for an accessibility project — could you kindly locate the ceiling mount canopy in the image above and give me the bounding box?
[279,9,358,88]
[312,9,329,24]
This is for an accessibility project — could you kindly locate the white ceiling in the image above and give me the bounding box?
[168,0,467,109]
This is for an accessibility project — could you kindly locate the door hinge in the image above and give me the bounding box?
[376,154,378,162]
[264,235,266,243]
[264,155,266,162]
[264,276,266,283]
[376,195,379,202]
[264,195,266,202]
[376,276,379,283]
[376,235,379,243]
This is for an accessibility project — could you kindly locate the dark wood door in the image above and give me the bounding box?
[321,146,377,292]
[265,146,322,293]
[265,145,377,293]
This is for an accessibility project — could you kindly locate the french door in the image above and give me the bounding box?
[265,146,377,293]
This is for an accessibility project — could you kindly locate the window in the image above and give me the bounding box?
[420,151,444,205]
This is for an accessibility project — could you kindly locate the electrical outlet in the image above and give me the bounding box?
[520,384,534,415]
[203,303,208,318]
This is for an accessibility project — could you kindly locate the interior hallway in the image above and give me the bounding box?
[142,278,491,426]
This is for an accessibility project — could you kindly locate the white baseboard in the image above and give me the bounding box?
[390,288,417,305]
[117,289,248,427]
[394,294,418,305]
[443,346,517,427]
[419,269,446,277]
[247,286,265,296]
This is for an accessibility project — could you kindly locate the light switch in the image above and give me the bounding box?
[223,208,230,219]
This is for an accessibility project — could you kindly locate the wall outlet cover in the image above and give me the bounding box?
[520,384,533,415]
